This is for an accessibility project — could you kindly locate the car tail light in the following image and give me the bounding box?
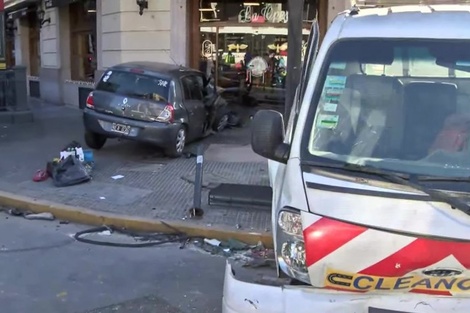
[156,104,174,123]
[86,92,94,109]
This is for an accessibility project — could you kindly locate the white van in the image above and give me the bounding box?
[222,3,470,313]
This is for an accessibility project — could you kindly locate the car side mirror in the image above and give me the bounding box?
[251,110,289,164]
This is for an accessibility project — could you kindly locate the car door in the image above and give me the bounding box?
[180,75,207,139]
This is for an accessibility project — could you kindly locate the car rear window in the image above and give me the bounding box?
[96,70,171,102]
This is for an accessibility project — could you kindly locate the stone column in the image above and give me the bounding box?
[100,0,175,70]
[170,0,187,66]
[39,6,62,104]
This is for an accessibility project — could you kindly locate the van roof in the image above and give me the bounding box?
[333,5,470,40]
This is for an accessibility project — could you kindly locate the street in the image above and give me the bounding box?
[0,212,226,313]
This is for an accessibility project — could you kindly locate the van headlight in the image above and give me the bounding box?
[276,209,310,284]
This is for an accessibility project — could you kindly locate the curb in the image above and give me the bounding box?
[0,190,273,248]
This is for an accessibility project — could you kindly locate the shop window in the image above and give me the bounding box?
[69,0,96,81]
[27,12,40,76]
[196,0,316,103]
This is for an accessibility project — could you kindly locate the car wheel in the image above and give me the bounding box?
[212,109,230,132]
[84,130,107,150]
[165,126,186,158]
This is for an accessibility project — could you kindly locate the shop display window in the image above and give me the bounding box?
[198,0,316,91]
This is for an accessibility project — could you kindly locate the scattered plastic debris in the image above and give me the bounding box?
[189,237,275,268]
[98,230,112,236]
[99,196,106,200]
[204,238,221,246]
[111,175,124,180]
[24,212,55,221]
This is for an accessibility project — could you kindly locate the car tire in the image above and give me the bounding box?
[165,125,186,158]
[84,130,107,150]
[212,109,230,132]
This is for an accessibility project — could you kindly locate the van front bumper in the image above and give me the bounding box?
[222,261,470,313]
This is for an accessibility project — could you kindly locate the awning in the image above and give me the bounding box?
[44,0,81,9]
[4,0,38,12]
[8,5,35,19]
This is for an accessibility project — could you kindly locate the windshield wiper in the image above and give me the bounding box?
[301,160,470,216]
[416,176,470,182]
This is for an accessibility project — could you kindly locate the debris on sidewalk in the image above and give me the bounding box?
[204,238,221,246]
[7,208,24,217]
[111,175,125,180]
[182,208,204,220]
[32,169,49,182]
[4,209,56,222]
[34,141,95,187]
[24,212,55,221]
[189,237,275,268]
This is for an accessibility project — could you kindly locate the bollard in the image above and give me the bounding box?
[192,145,204,211]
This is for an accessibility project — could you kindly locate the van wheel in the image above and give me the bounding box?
[85,130,107,150]
[165,126,186,158]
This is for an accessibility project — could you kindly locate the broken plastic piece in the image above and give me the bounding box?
[24,212,55,221]
[204,238,221,246]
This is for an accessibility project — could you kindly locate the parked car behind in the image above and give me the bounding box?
[83,62,226,157]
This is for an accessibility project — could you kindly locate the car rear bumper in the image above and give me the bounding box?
[222,261,470,313]
[83,108,180,146]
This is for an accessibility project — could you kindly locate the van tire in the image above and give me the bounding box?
[85,130,107,150]
[165,125,186,158]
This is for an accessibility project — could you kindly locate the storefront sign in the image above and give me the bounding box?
[239,4,288,24]
[201,39,214,57]
[247,56,268,77]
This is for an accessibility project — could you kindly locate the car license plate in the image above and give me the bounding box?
[369,308,411,313]
[111,123,130,135]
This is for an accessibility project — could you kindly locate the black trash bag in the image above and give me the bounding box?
[52,155,91,187]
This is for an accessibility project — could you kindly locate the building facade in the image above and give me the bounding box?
[2,0,351,108]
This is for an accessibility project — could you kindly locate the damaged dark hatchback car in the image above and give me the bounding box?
[83,61,228,157]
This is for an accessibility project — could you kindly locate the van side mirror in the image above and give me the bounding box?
[251,110,289,164]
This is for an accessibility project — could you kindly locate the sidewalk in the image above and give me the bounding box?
[0,100,272,242]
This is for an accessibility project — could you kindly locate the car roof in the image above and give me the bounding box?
[109,61,203,79]
[331,4,470,40]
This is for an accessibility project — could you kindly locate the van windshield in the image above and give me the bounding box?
[306,39,470,178]
[96,70,171,102]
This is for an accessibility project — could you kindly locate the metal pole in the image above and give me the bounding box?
[192,144,204,211]
[284,0,304,123]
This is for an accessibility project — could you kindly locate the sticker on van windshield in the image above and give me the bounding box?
[325,75,347,88]
[323,102,338,112]
[330,62,347,70]
[317,114,339,129]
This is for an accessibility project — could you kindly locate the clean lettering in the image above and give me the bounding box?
[393,276,414,290]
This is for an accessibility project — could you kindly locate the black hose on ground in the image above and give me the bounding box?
[73,225,197,248]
